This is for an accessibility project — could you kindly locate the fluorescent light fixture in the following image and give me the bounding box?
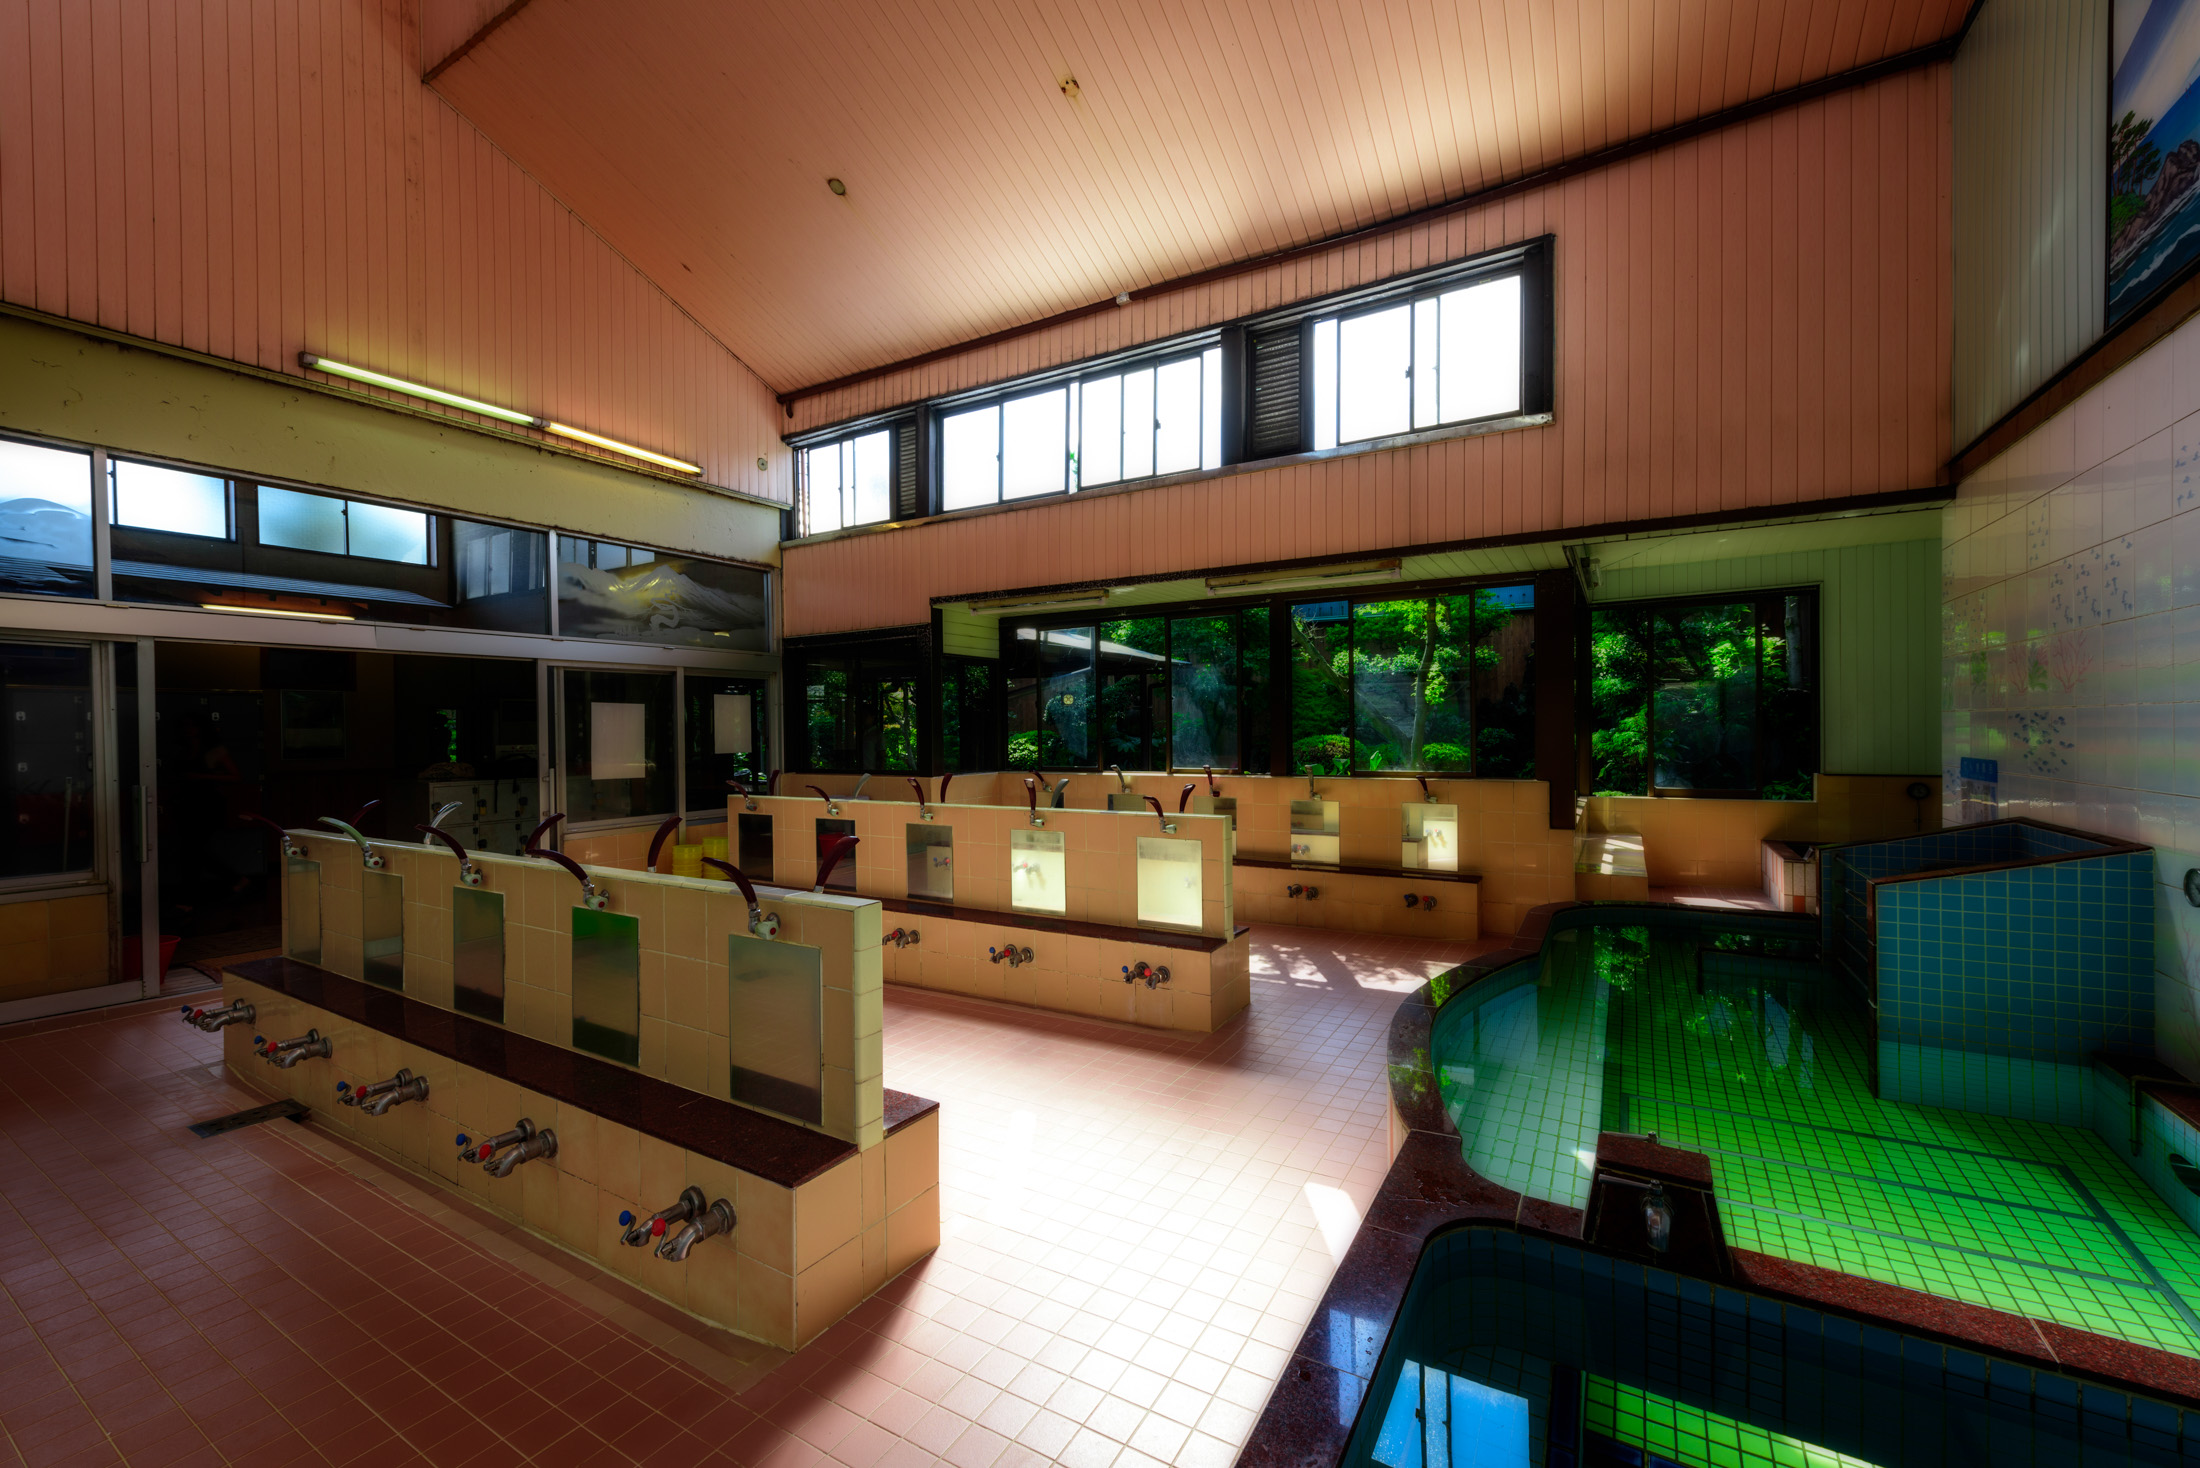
[967,590,1111,615]
[299,353,535,425]
[541,422,702,475]
[201,603,356,622]
[1204,559,1403,595]
[301,353,704,475]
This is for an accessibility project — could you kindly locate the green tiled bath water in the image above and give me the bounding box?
[1430,911,2200,1359]
[1584,1376,1878,1468]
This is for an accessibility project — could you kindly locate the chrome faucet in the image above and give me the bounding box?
[1051,778,1070,809]
[729,778,760,812]
[182,999,254,1032]
[886,927,921,949]
[426,800,465,834]
[261,1029,331,1068]
[318,816,385,870]
[342,1069,428,1115]
[464,1118,556,1178]
[1121,961,1172,988]
[459,1119,538,1166]
[1109,765,1130,793]
[620,1186,705,1247]
[657,1198,735,1262]
[1304,769,1320,799]
[851,773,872,799]
[908,778,933,820]
[807,784,841,816]
[988,943,1034,967]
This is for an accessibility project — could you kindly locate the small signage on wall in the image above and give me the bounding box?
[1958,756,1999,824]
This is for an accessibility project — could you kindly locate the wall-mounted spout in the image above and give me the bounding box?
[482,1126,557,1178]
[1177,783,1197,813]
[458,1121,530,1165]
[240,813,301,859]
[1120,961,1172,988]
[700,857,780,938]
[851,773,873,799]
[1024,779,1045,827]
[427,800,465,832]
[341,1069,429,1115]
[1304,768,1320,799]
[1140,795,1177,834]
[940,773,955,802]
[1109,765,1130,793]
[619,1186,704,1247]
[646,815,684,872]
[766,768,780,795]
[729,777,760,812]
[814,835,859,893]
[182,999,254,1032]
[886,927,922,948]
[908,778,934,820]
[523,813,566,851]
[525,822,607,910]
[349,799,382,831]
[262,1029,332,1068]
[1205,765,1221,796]
[807,784,841,816]
[657,1198,735,1262]
[1415,775,1436,800]
[417,825,484,886]
[988,943,1034,967]
[317,817,385,870]
[1051,778,1070,809]
[1403,893,1439,911]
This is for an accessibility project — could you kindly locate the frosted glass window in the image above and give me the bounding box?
[591,702,648,779]
[1436,276,1521,423]
[804,443,845,534]
[850,429,891,523]
[257,486,347,554]
[1312,318,1339,451]
[1122,368,1155,480]
[1200,347,1223,469]
[941,405,998,510]
[112,460,229,538]
[1337,303,1411,443]
[1154,357,1202,474]
[1413,298,1441,427]
[1080,377,1122,486]
[347,501,428,563]
[1002,388,1066,499]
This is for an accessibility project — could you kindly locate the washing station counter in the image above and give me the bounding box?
[720,779,1249,1032]
[199,821,937,1351]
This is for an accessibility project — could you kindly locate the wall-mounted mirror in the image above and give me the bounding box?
[284,852,323,965]
[1402,803,1459,871]
[451,886,505,1022]
[1010,828,1067,915]
[361,870,404,990]
[1136,837,1203,930]
[1290,799,1340,864]
[727,932,823,1125]
[907,824,954,902]
[571,907,641,1065]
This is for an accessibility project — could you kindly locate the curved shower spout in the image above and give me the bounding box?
[806,784,841,816]
[813,835,859,893]
[1051,778,1069,809]
[1416,775,1434,800]
[1109,765,1130,793]
[908,778,933,820]
[523,813,566,851]
[240,812,301,859]
[646,815,684,872]
[416,825,484,886]
[940,773,954,802]
[317,817,385,869]
[728,777,759,812]
[702,857,780,937]
[426,800,465,834]
[1141,795,1177,834]
[1178,783,1197,813]
[1024,778,1045,827]
[766,769,780,795]
[533,848,608,911]
[851,773,873,798]
[1205,765,1220,796]
[348,799,382,831]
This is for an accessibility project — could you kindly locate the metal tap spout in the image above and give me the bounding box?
[701,857,779,938]
[807,784,841,816]
[317,817,384,869]
[482,1127,557,1178]
[268,1029,331,1068]
[1109,765,1130,793]
[851,774,873,798]
[620,1186,705,1247]
[427,800,465,832]
[361,1070,428,1116]
[656,1199,735,1262]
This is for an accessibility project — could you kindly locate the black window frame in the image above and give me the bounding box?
[796,420,915,536]
[1307,258,1535,449]
[1586,588,1821,802]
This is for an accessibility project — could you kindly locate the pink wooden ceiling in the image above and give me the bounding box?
[426,0,1970,392]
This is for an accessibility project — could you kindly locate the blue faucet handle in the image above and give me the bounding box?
[454,1132,471,1147]
[618,1210,636,1227]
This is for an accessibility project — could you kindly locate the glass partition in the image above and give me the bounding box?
[1169,615,1237,771]
[560,669,675,824]
[0,438,95,598]
[685,673,769,811]
[1005,627,1094,768]
[1098,618,1166,769]
[0,642,96,880]
[1351,595,1477,773]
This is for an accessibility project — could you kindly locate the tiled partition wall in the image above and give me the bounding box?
[291,833,885,1147]
[1944,307,2200,1078]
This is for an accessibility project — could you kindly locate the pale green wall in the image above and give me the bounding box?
[1594,538,1940,775]
[0,310,784,566]
[938,603,998,659]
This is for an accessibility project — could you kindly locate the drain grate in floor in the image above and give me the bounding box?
[188,1099,308,1138]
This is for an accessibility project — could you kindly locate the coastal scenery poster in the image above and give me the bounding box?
[2111,0,2200,324]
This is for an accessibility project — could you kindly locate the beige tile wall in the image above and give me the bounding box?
[219,975,937,1351]
[1232,866,1484,940]
[878,917,1250,1032]
[0,892,111,1003]
[287,834,887,1149]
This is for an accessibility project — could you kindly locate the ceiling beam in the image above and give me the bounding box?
[424,0,537,85]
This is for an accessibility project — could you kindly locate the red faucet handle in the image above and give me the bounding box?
[476,1143,494,1162]
[651,1217,667,1237]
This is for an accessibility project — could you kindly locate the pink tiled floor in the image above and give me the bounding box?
[0,924,1499,1468]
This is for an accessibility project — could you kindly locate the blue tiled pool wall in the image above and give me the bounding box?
[1344,1226,2200,1467]
[1875,849,2155,1058]
[2093,1064,2200,1241]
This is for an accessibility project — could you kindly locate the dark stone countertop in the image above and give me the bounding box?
[1231,854,1482,883]
[878,896,1238,952]
[1236,901,2200,1468]
[223,955,936,1189]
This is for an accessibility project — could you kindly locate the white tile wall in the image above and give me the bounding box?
[1945,310,2200,1076]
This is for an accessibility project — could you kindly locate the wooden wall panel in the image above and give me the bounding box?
[0,0,787,504]
[783,68,1954,637]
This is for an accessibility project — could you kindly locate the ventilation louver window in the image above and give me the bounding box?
[1245,323,1305,459]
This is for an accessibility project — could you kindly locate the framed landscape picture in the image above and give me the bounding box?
[2111,0,2200,324]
